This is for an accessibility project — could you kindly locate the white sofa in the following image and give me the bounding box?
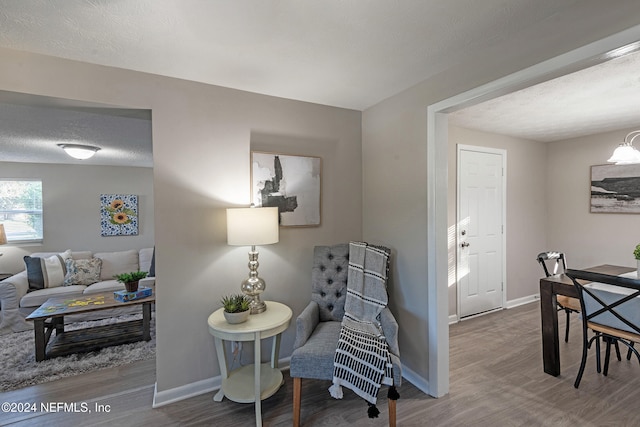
[0,247,155,334]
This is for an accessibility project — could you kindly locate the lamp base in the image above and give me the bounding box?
[249,299,267,314]
[241,273,267,315]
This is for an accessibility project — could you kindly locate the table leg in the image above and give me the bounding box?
[53,316,64,334]
[255,333,262,427]
[34,319,46,362]
[540,280,560,376]
[270,333,281,369]
[142,302,151,341]
[213,337,228,402]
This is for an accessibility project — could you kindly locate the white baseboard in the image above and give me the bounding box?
[400,365,430,396]
[152,354,436,407]
[152,377,220,408]
[152,356,432,409]
[152,358,291,408]
[453,294,540,322]
[504,294,539,309]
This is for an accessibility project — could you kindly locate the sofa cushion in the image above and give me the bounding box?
[69,251,93,261]
[83,279,126,294]
[139,247,154,275]
[31,251,92,261]
[63,258,102,286]
[20,285,87,308]
[23,250,72,291]
[94,250,139,280]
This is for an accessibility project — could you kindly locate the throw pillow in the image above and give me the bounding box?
[149,247,155,277]
[94,249,139,281]
[24,250,72,291]
[63,257,102,286]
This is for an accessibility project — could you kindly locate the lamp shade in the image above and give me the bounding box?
[608,131,640,165]
[227,207,279,246]
[0,224,6,245]
[608,143,640,165]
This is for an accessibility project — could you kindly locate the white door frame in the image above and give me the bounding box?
[456,144,507,320]
[426,25,640,398]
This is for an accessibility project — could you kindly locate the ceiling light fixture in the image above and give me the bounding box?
[607,131,640,165]
[58,144,101,160]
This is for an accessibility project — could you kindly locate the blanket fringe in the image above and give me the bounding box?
[367,403,380,418]
[329,383,343,399]
[388,385,400,400]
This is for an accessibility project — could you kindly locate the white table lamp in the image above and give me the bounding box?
[226,206,279,314]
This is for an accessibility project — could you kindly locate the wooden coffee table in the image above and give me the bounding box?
[25,290,155,361]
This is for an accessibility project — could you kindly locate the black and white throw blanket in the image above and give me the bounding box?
[329,242,394,415]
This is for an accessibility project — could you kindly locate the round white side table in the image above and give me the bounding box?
[207,300,292,427]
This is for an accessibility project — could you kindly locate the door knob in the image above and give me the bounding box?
[460,242,470,248]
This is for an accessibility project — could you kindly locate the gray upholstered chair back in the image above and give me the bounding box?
[311,244,349,321]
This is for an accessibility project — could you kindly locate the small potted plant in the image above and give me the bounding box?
[634,244,640,276]
[220,294,251,324]
[114,271,148,293]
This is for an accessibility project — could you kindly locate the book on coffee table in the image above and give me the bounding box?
[114,286,153,302]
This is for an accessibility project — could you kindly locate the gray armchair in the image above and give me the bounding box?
[290,243,401,427]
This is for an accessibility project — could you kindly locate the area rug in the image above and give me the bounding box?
[0,313,155,392]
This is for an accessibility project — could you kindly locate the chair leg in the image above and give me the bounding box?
[614,340,622,361]
[628,342,635,361]
[595,335,602,373]
[388,397,397,427]
[575,335,589,388]
[564,309,571,342]
[604,337,612,376]
[293,377,302,427]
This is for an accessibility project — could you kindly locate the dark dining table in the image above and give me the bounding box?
[539,264,635,376]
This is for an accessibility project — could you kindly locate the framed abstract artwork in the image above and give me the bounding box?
[591,163,640,213]
[100,194,139,236]
[251,151,321,227]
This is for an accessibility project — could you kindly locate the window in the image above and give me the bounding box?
[0,180,43,243]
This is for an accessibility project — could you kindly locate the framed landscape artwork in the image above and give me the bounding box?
[590,163,640,213]
[251,151,321,227]
[100,194,139,236]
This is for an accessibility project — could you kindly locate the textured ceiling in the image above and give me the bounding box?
[0,0,575,110]
[0,0,631,110]
[2,1,640,166]
[0,91,152,167]
[449,49,640,142]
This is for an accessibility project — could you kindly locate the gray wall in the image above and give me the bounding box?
[447,126,547,317]
[362,70,559,390]
[548,127,640,269]
[4,10,640,399]
[0,47,362,394]
[445,125,640,318]
[361,17,640,388]
[0,162,154,273]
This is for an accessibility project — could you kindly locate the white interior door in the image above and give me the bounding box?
[457,146,505,318]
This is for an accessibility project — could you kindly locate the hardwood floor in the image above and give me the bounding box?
[3,301,640,426]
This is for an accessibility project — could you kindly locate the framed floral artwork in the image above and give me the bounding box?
[100,194,139,236]
[251,151,321,227]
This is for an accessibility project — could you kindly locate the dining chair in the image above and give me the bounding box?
[537,251,580,342]
[565,269,640,388]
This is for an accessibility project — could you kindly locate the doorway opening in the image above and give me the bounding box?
[426,26,640,398]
